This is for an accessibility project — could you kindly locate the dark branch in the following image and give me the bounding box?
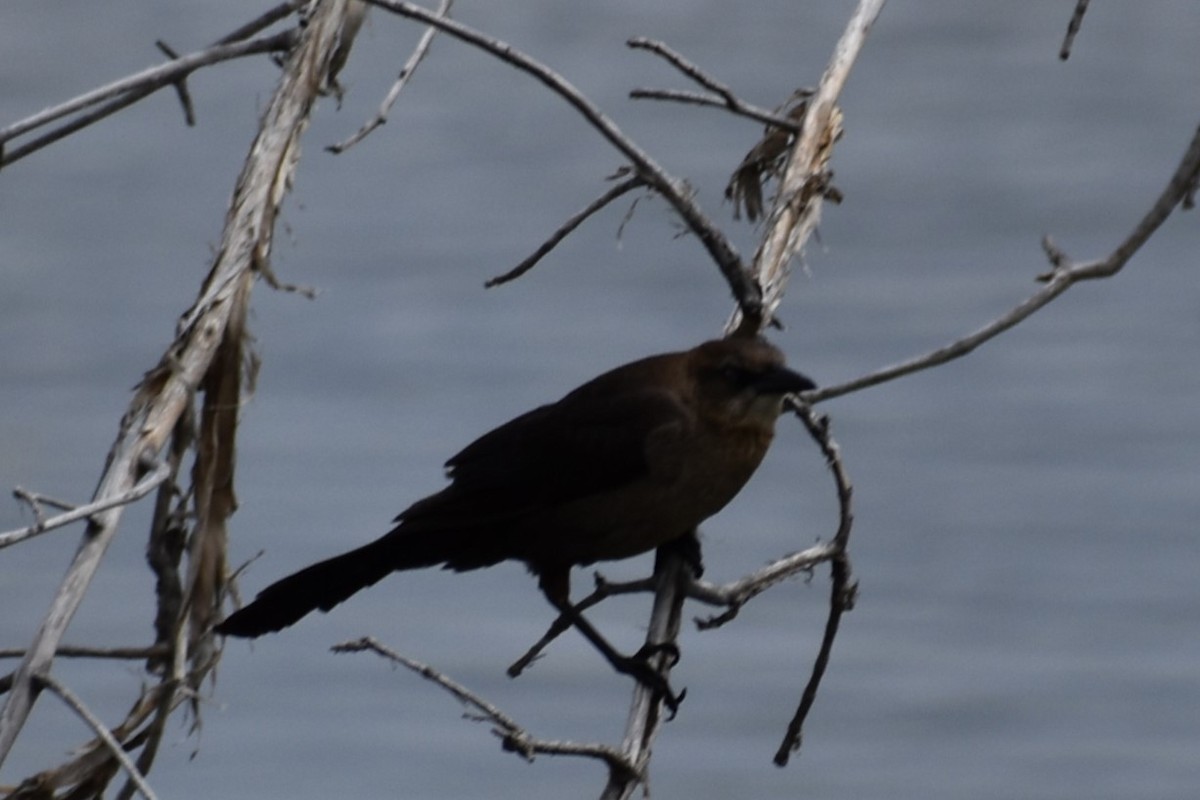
[774,403,856,766]
[361,0,762,322]
[487,175,647,288]
[1059,0,1092,60]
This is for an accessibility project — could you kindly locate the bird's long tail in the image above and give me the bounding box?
[215,532,432,638]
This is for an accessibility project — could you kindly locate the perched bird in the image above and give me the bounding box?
[216,336,814,703]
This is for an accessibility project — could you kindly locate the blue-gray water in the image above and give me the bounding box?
[2,2,1198,798]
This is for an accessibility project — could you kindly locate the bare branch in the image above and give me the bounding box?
[0,31,295,168]
[0,459,171,550]
[774,403,856,765]
[328,0,453,153]
[486,175,647,288]
[732,0,888,334]
[689,541,838,629]
[361,0,762,322]
[627,38,806,133]
[214,1,303,46]
[1059,0,1092,61]
[0,644,171,662]
[629,87,802,133]
[154,40,197,126]
[810,120,1200,404]
[0,0,359,766]
[334,637,641,781]
[32,674,160,800]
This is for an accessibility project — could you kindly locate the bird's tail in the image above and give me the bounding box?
[215,532,433,638]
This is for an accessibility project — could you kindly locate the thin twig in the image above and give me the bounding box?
[334,637,640,780]
[213,1,302,46]
[809,120,1200,405]
[154,41,197,126]
[626,38,805,132]
[0,460,171,550]
[361,0,761,321]
[1059,0,1091,61]
[487,175,647,287]
[328,0,453,153]
[627,37,739,103]
[773,403,856,766]
[0,32,295,168]
[629,88,801,133]
[0,644,171,662]
[32,674,160,800]
[689,540,838,629]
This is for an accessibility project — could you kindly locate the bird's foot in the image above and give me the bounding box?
[633,640,681,667]
[615,644,686,717]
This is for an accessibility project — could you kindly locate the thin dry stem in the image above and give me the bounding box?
[487,175,647,288]
[334,637,641,781]
[328,0,453,153]
[361,0,762,322]
[0,460,170,550]
[33,674,160,800]
[1059,0,1092,60]
[810,120,1200,405]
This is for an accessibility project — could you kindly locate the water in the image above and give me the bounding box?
[2,2,1198,798]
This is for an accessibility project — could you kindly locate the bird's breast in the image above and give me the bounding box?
[522,422,775,567]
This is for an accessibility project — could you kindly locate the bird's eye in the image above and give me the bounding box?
[720,365,751,386]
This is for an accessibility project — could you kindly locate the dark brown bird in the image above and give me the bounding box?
[216,336,814,702]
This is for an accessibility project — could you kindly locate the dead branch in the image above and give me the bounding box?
[809,119,1200,405]
[328,0,453,153]
[334,637,642,782]
[0,0,361,770]
[731,0,888,334]
[773,403,856,765]
[0,30,295,169]
[31,674,159,800]
[0,644,171,663]
[627,38,806,133]
[689,540,838,629]
[361,0,762,323]
[1059,0,1092,60]
[617,1,885,781]
[487,174,648,287]
[0,459,170,550]
[598,548,690,800]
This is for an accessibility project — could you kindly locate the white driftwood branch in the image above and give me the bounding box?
[0,460,169,550]
[610,4,887,794]
[0,0,357,767]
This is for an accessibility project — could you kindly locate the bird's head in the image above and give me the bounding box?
[690,337,816,428]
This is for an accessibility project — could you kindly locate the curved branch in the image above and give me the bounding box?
[33,674,159,800]
[811,119,1200,404]
[0,0,357,767]
[1,460,170,550]
[335,637,642,782]
[0,31,295,168]
[487,175,648,288]
[361,0,762,320]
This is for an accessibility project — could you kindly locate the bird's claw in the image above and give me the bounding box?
[617,645,686,716]
[633,640,681,667]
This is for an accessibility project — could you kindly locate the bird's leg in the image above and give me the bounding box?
[658,529,705,579]
[534,568,684,713]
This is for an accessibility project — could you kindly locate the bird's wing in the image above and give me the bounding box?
[399,387,693,526]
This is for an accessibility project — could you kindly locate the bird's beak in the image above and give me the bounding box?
[752,366,816,396]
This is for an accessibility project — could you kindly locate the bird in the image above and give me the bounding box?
[215,335,815,705]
